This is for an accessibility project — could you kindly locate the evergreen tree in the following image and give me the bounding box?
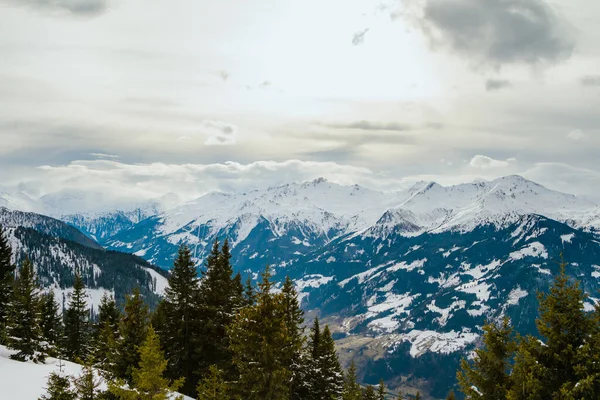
[377,379,386,400]
[446,390,456,400]
[40,291,64,357]
[196,365,230,400]
[280,276,307,400]
[157,245,201,396]
[114,287,149,382]
[93,294,120,374]
[415,392,421,400]
[109,326,184,400]
[457,317,515,399]
[244,276,256,306]
[308,319,344,400]
[508,262,592,399]
[228,266,291,400]
[40,371,76,400]
[363,385,376,400]
[73,359,103,400]
[6,258,45,363]
[197,239,242,380]
[0,224,15,344]
[342,360,362,400]
[64,272,90,361]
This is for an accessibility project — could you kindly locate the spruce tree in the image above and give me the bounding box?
[93,294,120,374]
[64,272,90,361]
[457,317,515,399]
[0,224,15,344]
[40,371,76,400]
[244,276,255,306]
[196,365,230,400]
[363,385,376,400]
[114,287,149,382]
[40,291,64,357]
[197,239,243,380]
[158,245,200,396]
[228,266,291,400]
[308,318,344,400]
[342,360,362,400]
[281,276,306,400]
[508,262,592,399]
[6,258,45,363]
[109,326,184,400]
[415,392,421,400]
[446,390,456,400]
[73,359,103,400]
[377,379,386,400]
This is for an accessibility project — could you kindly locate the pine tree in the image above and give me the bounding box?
[508,261,592,399]
[196,365,230,400]
[228,266,291,400]
[343,360,362,400]
[114,287,149,382]
[40,291,64,357]
[377,379,386,400]
[363,385,377,400]
[40,370,76,400]
[446,390,456,400]
[244,276,255,306]
[157,245,201,396]
[73,359,103,400]
[64,272,90,361]
[108,326,184,400]
[457,317,515,399]
[308,319,344,400]
[6,258,45,363]
[0,224,15,344]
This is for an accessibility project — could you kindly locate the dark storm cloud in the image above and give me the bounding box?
[485,78,511,91]
[352,29,370,46]
[2,0,108,16]
[322,120,413,131]
[415,0,574,68]
[580,75,600,87]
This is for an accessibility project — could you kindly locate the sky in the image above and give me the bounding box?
[1,0,600,212]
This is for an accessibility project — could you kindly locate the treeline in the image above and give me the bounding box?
[458,260,600,399]
[0,225,429,399]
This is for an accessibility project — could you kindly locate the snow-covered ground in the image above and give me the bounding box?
[0,345,192,400]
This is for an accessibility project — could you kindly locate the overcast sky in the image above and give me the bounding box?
[1,0,600,210]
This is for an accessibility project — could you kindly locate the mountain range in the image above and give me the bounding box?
[3,175,600,398]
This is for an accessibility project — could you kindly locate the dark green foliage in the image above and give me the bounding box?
[7,258,45,363]
[196,365,230,400]
[307,318,344,400]
[457,317,515,399]
[228,266,291,400]
[0,224,15,344]
[64,272,90,361]
[244,276,255,306]
[156,245,201,396]
[281,276,307,400]
[40,291,64,357]
[108,326,184,400]
[377,379,386,400]
[363,385,377,400]
[197,239,243,380]
[415,392,421,400]
[114,287,149,382]
[73,359,103,400]
[342,360,362,400]
[40,371,76,400]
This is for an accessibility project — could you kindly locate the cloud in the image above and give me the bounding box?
[202,120,238,146]
[411,0,574,68]
[321,120,413,131]
[580,75,600,87]
[469,155,517,169]
[485,79,511,91]
[219,70,230,81]
[2,0,108,16]
[567,129,588,141]
[89,153,119,159]
[352,29,370,46]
